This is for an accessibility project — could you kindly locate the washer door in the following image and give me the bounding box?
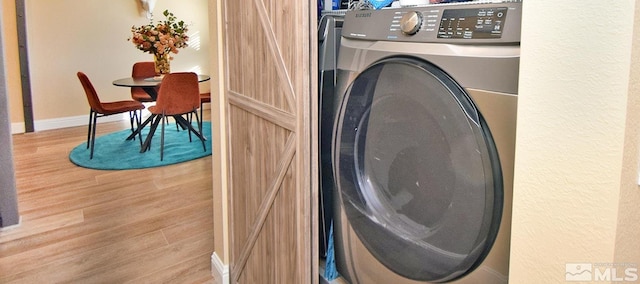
[333,57,503,282]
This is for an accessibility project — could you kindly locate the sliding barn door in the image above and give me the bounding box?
[222,0,316,282]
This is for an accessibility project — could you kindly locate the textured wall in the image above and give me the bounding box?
[614,1,640,270]
[1,0,23,126]
[511,1,639,282]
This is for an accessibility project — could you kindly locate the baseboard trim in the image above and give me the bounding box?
[11,122,25,134]
[211,252,229,284]
[11,113,135,134]
[34,114,128,132]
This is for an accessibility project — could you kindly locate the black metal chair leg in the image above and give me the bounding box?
[186,112,193,142]
[141,115,161,153]
[199,102,204,130]
[180,114,194,142]
[187,112,193,140]
[160,113,166,161]
[136,110,143,147]
[178,111,207,152]
[195,111,206,152]
[128,111,136,139]
[86,110,94,149]
[127,114,154,141]
[163,116,181,132]
[90,112,98,159]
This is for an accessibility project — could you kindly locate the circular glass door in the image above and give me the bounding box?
[333,57,503,282]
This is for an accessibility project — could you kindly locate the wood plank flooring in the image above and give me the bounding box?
[0,117,214,283]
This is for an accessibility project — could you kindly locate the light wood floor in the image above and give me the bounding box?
[0,116,215,283]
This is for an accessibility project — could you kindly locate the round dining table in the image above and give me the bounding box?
[112,74,211,100]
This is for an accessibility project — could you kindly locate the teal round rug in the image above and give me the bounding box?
[69,122,212,170]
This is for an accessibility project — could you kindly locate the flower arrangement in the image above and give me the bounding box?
[129,10,189,75]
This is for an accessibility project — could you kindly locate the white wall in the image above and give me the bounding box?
[23,0,209,131]
[511,1,640,282]
[2,0,23,130]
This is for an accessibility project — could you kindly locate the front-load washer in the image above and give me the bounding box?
[332,1,521,283]
[318,13,345,259]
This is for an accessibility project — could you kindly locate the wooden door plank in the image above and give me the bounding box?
[250,0,297,110]
[231,134,296,282]
[223,0,313,281]
[228,91,296,131]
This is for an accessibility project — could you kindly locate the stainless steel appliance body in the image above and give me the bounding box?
[332,2,522,283]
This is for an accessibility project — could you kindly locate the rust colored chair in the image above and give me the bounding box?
[77,72,146,159]
[131,62,157,102]
[199,92,211,129]
[141,72,206,160]
[187,92,211,131]
[132,62,181,130]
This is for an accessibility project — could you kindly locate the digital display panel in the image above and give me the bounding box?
[438,7,508,39]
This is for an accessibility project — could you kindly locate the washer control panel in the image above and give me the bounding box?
[342,1,521,44]
[438,7,508,39]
